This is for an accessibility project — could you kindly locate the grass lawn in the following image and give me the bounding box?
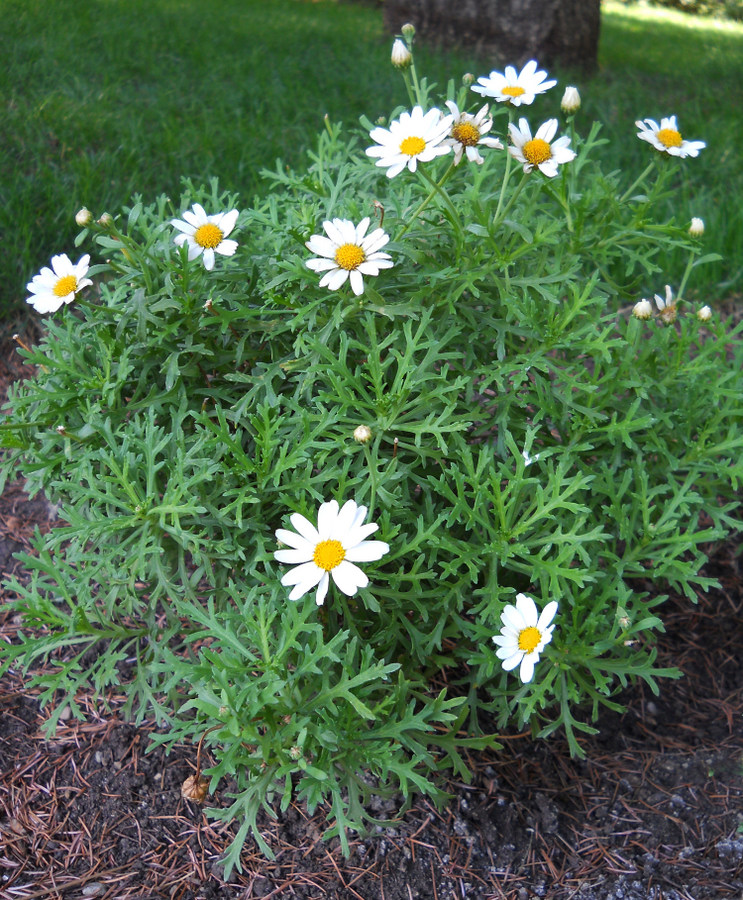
[3,0,742,320]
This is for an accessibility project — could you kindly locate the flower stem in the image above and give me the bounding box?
[676,248,697,301]
[620,161,655,204]
[395,161,456,241]
[492,171,530,230]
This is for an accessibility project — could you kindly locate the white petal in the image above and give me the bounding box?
[330,499,360,540]
[345,540,389,563]
[500,650,523,670]
[287,512,318,544]
[281,561,322,588]
[315,572,330,605]
[515,593,539,626]
[331,560,367,596]
[274,547,314,564]
[519,655,536,683]
[214,240,237,257]
[317,500,340,539]
[306,234,338,258]
[537,601,559,631]
[535,119,558,143]
[306,258,338,273]
[500,608,524,635]
[324,268,350,291]
[275,527,314,551]
[349,270,364,296]
[219,209,239,236]
[202,248,216,270]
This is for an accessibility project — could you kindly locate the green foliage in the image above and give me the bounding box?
[3,45,742,872]
[617,0,743,22]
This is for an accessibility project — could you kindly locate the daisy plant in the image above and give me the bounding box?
[3,32,739,873]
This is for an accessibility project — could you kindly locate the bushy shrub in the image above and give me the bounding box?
[3,38,741,870]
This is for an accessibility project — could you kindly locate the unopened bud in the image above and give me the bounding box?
[181,774,209,803]
[391,38,412,70]
[462,73,475,86]
[75,207,92,227]
[401,23,415,41]
[689,217,705,237]
[697,305,712,322]
[97,212,113,228]
[289,745,303,761]
[632,298,653,320]
[353,424,373,444]
[561,86,581,114]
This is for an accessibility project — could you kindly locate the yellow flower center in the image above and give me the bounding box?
[313,539,346,572]
[194,222,224,249]
[53,274,78,297]
[522,138,552,166]
[657,128,683,149]
[452,122,481,147]
[518,626,542,654]
[502,85,526,98]
[399,135,427,157]
[334,243,366,271]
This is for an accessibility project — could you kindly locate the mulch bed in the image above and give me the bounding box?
[1,331,742,900]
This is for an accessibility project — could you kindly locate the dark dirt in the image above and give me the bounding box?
[1,333,742,900]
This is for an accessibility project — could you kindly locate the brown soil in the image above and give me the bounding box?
[1,334,742,900]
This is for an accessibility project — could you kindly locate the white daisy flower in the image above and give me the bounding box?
[635,116,705,158]
[443,101,503,165]
[366,106,453,178]
[305,218,393,296]
[274,498,390,606]
[508,118,576,177]
[492,593,558,683]
[471,60,556,106]
[654,284,678,324]
[171,203,239,270]
[26,253,93,314]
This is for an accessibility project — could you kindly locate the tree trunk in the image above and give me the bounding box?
[383,0,601,73]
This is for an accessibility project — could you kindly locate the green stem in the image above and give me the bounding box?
[676,249,697,301]
[416,163,462,235]
[395,161,456,241]
[492,171,530,230]
[620,161,655,204]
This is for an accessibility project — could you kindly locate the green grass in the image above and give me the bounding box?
[3,0,742,320]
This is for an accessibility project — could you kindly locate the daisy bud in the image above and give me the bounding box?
[181,774,208,803]
[632,298,653,320]
[561,86,581,114]
[353,424,373,444]
[462,73,475,86]
[97,212,113,228]
[75,207,92,227]
[689,217,705,237]
[391,38,412,70]
[289,745,303,761]
[401,22,416,41]
[697,305,712,322]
